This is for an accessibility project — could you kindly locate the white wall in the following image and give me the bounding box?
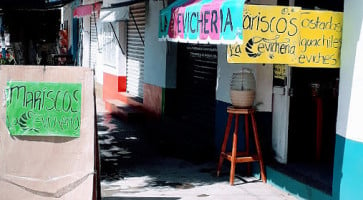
[98,22,127,80]
[95,48,103,84]
[62,4,74,50]
[216,45,273,112]
[81,0,98,69]
[336,0,363,142]
[82,16,91,68]
[214,0,275,112]
[144,0,168,88]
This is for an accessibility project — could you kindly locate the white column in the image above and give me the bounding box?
[336,0,363,142]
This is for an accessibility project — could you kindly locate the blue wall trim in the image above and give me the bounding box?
[266,166,332,200]
[333,134,363,200]
[215,100,243,153]
[72,18,79,64]
[215,101,363,200]
[215,100,273,159]
[260,135,363,200]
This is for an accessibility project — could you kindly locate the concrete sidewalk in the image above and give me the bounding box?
[96,111,297,200]
[95,83,296,199]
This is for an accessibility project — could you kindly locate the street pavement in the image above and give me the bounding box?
[94,84,296,200]
[96,111,297,200]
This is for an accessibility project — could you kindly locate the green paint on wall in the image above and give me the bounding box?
[265,166,332,200]
[333,134,363,200]
[6,81,82,137]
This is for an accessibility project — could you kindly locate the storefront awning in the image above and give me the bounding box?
[158,0,245,44]
[99,0,145,22]
[73,2,102,18]
[100,6,129,22]
[104,0,145,7]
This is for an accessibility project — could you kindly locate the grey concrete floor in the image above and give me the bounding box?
[95,87,296,200]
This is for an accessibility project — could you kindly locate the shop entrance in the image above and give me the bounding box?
[289,68,338,192]
[288,68,339,164]
[271,67,339,193]
[162,43,217,160]
[2,9,61,65]
[175,43,217,135]
[270,0,344,194]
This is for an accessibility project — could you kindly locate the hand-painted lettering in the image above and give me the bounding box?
[242,10,299,37]
[174,8,235,36]
[6,82,82,137]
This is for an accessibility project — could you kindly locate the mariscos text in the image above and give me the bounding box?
[6,82,82,137]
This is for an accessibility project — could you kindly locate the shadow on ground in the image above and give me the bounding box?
[97,113,247,197]
[103,197,180,200]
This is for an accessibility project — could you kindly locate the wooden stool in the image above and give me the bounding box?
[217,106,266,185]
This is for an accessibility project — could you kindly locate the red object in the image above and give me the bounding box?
[59,30,68,39]
[217,107,266,185]
[73,2,102,18]
[315,97,323,161]
[59,39,68,47]
[103,72,127,102]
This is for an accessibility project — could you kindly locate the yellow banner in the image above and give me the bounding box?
[294,10,343,68]
[227,6,344,68]
[227,5,301,64]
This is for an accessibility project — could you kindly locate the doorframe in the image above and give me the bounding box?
[272,65,291,164]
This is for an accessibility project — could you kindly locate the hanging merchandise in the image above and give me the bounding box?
[57,29,69,65]
[0,31,15,65]
[4,32,10,46]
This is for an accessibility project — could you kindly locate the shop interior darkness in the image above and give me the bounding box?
[2,9,61,65]
[0,0,74,9]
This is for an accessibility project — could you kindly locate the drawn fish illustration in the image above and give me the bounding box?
[14,111,40,133]
[245,38,261,58]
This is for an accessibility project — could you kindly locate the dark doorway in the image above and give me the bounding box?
[176,43,218,132]
[161,43,218,160]
[287,67,339,193]
[268,0,344,194]
[2,9,60,65]
[288,68,339,163]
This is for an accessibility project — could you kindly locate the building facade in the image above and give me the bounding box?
[79,0,363,199]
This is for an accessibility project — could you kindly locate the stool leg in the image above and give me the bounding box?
[251,112,266,183]
[245,114,251,176]
[230,114,239,185]
[217,113,233,177]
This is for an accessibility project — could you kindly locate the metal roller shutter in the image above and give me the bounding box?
[177,43,218,131]
[126,2,145,98]
[90,11,98,69]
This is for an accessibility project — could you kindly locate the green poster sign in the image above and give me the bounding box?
[6,81,82,137]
